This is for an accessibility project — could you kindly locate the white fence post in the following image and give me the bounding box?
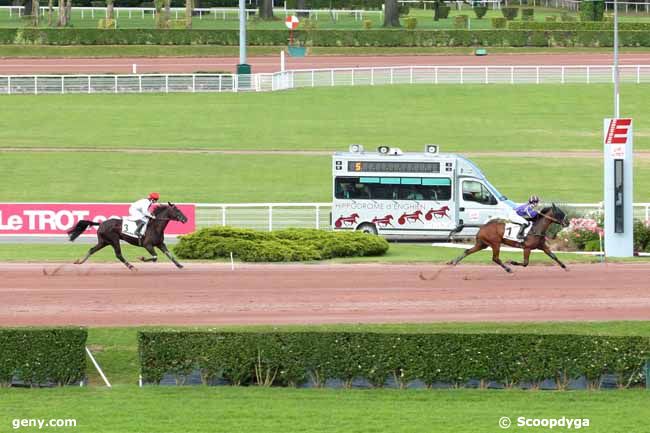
[370,68,374,86]
[434,66,438,84]
[312,70,315,87]
[484,67,488,84]
[587,65,590,84]
[331,69,334,86]
[139,75,142,93]
[391,67,394,85]
[221,206,226,226]
[165,75,169,93]
[315,205,320,229]
[114,75,118,93]
[61,76,65,94]
[88,75,91,94]
[192,74,196,93]
[351,68,355,86]
[268,205,273,231]
[410,67,413,84]
[638,65,641,84]
[34,76,38,95]
[536,66,540,84]
[510,66,514,84]
[561,66,565,84]
[460,66,464,84]
[7,76,10,95]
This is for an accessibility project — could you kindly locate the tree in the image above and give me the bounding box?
[383,0,400,27]
[185,0,193,28]
[106,0,114,20]
[296,0,308,17]
[47,0,53,26]
[23,0,33,16]
[31,0,39,26]
[258,0,274,20]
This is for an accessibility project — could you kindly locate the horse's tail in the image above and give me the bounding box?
[67,220,100,242]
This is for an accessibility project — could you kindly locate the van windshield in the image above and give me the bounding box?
[484,180,507,201]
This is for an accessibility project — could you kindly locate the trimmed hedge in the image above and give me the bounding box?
[3,28,650,47]
[139,331,650,389]
[0,328,87,387]
[509,21,650,30]
[173,227,389,262]
[502,7,518,20]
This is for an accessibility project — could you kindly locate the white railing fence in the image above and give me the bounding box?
[0,5,382,21]
[3,65,650,95]
[194,202,650,231]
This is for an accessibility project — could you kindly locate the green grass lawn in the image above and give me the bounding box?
[1,151,649,203]
[1,85,649,152]
[1,385,649,433]
[0,242,618,264]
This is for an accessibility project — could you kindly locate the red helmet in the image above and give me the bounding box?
[148,192,160,200]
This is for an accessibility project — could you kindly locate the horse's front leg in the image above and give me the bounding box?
[159,243,183,269]
[139,244,158,263]
[112,242,135,271]
[542,245,568,271]
[508,247,531,267]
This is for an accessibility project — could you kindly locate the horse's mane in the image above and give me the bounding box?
[539,205,566,220]
[152,204,171,215]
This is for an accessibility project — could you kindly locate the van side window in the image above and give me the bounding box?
[462,181,496,205]
[335,177,452,201]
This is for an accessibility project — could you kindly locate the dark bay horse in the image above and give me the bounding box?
[449,205,570,273]
[67,203,188,270]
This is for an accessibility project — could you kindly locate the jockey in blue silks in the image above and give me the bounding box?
[513,195,540,240]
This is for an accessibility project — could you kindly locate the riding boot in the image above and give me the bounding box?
[134,220,145,238]
[517,222,529,240]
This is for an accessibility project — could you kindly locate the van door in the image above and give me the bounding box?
[458,179,500,227]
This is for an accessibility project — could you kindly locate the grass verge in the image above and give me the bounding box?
[1,85,649,152]
[1,152,649,203]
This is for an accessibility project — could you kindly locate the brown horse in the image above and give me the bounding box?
[448,205,570,273]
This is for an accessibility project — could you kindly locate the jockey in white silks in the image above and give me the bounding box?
[128,192,159,238]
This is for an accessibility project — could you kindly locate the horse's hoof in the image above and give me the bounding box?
[139,256,146,262]
[176,264,184,269]
[446,261,455,266]
[506,268,513,274]
[73,260,80,265]
[128,265,136,271]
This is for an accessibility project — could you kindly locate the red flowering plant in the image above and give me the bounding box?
[557,217,603,251]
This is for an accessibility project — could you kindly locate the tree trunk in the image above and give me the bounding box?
[47,0,52,25]
[57,0,66,26]
[24,0,33,16]
[106,0,113,20]
[296,0,308,17]
[383,0,400,27]
[164,0,170,23]
[185,0,192,28]
[31,0,39,26]
[258,0,274,20]
[65,0,72,25]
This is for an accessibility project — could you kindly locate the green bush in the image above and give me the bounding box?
[545,15,558,22]
[0,328,87,387]
[139,331,650,389]
[398,4,410,16]
[362,19,372,29]
[473,6,488,19]
[521,8,534,21]
[501,7,518,20]
[434,4,450,20]
[404,16,418,30]
[634,220,650,253]
[561,11,577,22]
[173,227,389,262]
[97,18,117,29]
[491,17,507,29]
[580,0,604,21]
[454,15,468,29]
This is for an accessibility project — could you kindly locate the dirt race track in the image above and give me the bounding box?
[1,262,649,326]
[3,53,650,74]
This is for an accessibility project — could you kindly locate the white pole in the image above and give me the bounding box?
[86,347,112,388]
[280,50,285,72]
[614,0,620,117]
[230,252,235,270]
[239,0,247,66]
[132,63,137,74]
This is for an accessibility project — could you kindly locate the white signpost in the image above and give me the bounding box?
[603,118,633,257]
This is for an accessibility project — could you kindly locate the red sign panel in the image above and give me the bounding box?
[605,118,632,145]
[0,203,196,236]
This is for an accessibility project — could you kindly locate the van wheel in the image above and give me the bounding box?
[356,223,378,235]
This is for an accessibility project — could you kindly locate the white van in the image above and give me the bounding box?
[332,144,518,239]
